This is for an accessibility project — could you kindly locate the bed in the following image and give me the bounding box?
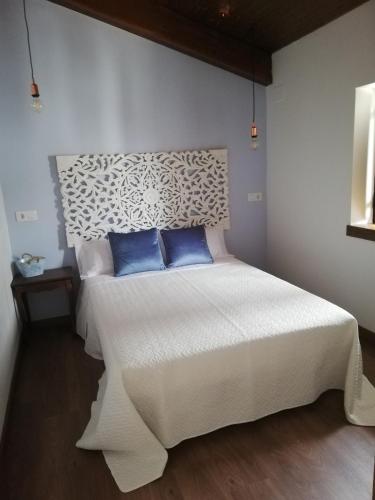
[55,149,375,492]
[75,256,375,492]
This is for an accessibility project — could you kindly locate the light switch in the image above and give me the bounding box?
[16,210,39,222]
[248,192,263,202]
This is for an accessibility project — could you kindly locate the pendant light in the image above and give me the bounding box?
[250,76,258,150]
[219,2,231,18]
[23,0,42,112]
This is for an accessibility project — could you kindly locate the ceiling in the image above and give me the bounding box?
[159,0,368,53]
[49,0,368,85]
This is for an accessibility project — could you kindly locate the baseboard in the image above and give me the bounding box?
[359,325,375,345]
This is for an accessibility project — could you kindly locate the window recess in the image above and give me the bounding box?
[347,83,375,242]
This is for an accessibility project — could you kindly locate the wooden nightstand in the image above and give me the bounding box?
[11,266,75,328]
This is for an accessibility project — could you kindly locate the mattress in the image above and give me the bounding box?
[75,258,375,492]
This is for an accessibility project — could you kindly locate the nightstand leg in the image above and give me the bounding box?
[14,290,31,327]
[23,293,31,324]
[65,280,75,332]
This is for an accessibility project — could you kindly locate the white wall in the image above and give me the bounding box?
[0,0,267,320]
[0,183,19,437]
[267,0,375,331]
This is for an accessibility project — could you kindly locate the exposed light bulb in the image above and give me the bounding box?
[31,82,42,112]
[31,95,42,112]
[250,122,259,150]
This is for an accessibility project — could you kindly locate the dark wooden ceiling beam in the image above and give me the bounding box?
[48,0,272,85]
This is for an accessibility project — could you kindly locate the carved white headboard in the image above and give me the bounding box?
[56,148,229,247]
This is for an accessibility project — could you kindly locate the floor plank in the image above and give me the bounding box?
[1,321,375,500]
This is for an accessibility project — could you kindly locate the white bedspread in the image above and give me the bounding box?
[76,258,375,492]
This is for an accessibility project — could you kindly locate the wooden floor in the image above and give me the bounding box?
[1,320,375,500]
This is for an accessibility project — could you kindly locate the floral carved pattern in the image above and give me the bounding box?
[56,149,229,247]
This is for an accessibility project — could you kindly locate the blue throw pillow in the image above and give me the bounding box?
[160,225,213,268]
[108,228,165,277]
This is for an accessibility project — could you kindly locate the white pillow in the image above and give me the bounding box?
[74,238,113,278]
[74,228,228,277]
[205,226,231,260]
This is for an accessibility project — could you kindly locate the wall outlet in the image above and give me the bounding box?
[248,192,263,202]
[16,210,38,222]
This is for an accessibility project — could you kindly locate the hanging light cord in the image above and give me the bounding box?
[22,0,35,83]
[250,26,256,123]
[252,77,255,123]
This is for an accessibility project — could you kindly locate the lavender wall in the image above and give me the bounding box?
[0,0,267,319]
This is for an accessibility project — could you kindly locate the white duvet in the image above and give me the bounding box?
[76,258,375,492]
